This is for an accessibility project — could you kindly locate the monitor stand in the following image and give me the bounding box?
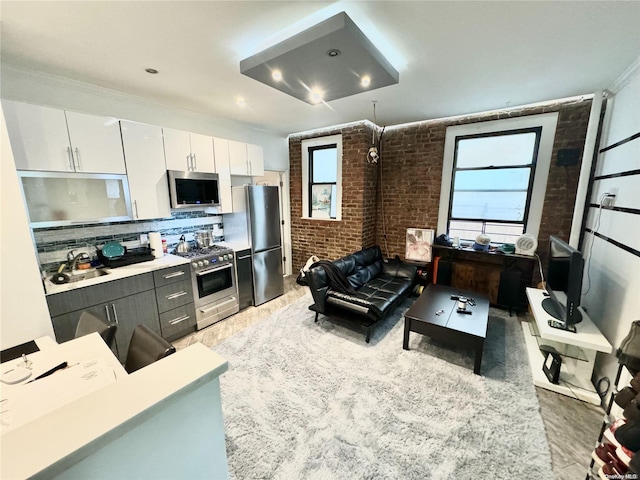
[542,298,577,333]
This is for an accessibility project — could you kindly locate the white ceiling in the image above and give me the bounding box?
[1,1,639,136]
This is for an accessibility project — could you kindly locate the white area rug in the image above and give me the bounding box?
[213,291,553,479]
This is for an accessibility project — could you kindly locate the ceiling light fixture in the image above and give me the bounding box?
[361,75,371,87]
[236,97,247,107]
[309,87,324,104]
[145,68,158,74]
[272,69,283,81]
[240,12,399,104]
[367,100,379,164]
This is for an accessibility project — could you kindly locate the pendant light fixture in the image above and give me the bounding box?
[368,101,379,164]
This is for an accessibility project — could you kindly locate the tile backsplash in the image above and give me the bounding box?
[35,210,223,272]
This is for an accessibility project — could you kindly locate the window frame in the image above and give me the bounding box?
[437,113,559,242]
[301,134,342,221]
[447,127,542,237]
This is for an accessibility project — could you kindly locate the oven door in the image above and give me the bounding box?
[194,263,236,304]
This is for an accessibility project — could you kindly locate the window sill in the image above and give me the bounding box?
[301,217,341,222]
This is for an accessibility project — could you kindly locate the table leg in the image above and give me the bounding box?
[474,339,484,375]
[403,318,411,350]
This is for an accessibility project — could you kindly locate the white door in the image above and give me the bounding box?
[65,111,126,174]
[163,128,192,171]
[247,143,264,176]
[2,100,74,172]
[213,137,232,213]
[121,121,171,220]
[228,140,249,175]
[189,133,215,173]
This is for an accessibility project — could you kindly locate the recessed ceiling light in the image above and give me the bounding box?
[309,87,324,104]
[145,68,158,74]
[326,49,341,58]
[272,69,283,81]
[236,97,247,107]
[361,75,371,87]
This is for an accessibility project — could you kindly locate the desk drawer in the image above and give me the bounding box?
[156,280,193,313]
[160,303,196,341]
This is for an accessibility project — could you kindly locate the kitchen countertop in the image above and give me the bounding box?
[44,254,191,296]
[216,240,251,252]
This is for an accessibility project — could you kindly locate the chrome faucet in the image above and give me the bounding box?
[66,250,90,271]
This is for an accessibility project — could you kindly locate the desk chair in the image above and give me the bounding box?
[125,324,176,374]
[75,311,117,348]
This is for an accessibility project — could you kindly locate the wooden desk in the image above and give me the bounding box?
[524,287,612,404]
[1,333,126,434]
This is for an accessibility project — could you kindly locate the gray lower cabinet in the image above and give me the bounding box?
[47,273,161,362]
[153,265,196,341]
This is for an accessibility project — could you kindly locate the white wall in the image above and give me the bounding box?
[0,105,55,349]
[0,65,289,171]
[582,57,640,387]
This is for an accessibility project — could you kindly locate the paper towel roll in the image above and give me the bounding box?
[149,232,163,258]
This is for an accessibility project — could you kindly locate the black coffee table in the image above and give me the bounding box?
[403,284,490,375]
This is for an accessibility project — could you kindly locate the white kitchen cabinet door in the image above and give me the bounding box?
[121,121,171,220]
[213,137,232,213]
[64,111,126,174]
[2,100,74,172]
[189,133,215,173]
[163,128,193,171]
[247,143,264,176]
[228,140,249,175]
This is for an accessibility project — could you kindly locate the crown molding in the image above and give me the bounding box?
[607,56,640,96]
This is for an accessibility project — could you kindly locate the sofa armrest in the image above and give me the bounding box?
[305,266,329,313]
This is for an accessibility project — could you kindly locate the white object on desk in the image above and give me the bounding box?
[524,287,612,404]
[0,367,31,384]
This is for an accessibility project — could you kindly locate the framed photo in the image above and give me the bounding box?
[405,228,435,262]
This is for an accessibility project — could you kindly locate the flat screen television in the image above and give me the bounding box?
[542,235,584,332]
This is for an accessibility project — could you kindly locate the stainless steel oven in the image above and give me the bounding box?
[177,245,239,330]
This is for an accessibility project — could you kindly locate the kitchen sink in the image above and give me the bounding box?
[68,269,110,283]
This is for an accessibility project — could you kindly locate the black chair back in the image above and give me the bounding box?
[125,324,176,374]
[75,311,117,348]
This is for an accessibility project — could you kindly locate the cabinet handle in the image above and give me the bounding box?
[166,291,187,300]
[74,147,81,170]
[112,304,119,324]
[133,200,139,218]
[247,157,250,174]
[163,271,185,279]
[192,153,197,171]
[169,315,190,325]
[188,154,193,171]
[104,305,111,322]
[67,147,74,171]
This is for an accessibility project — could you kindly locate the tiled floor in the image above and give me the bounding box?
[174,277,604,479]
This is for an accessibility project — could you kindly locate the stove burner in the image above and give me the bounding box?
[173,244,233,259]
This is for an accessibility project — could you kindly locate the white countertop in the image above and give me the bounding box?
[216,240,251,252]
[44,255,191,296]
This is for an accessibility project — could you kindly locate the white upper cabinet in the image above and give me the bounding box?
[120,121,171,220]
[247,143,264,176]
[163,128,192,171]
[228,140,249,175]
[228,140,264,176]
[64,111,126,174]
[2,100,125,174]
[188,132,215,173]
[163,128,214,173]
[213,137,232,213]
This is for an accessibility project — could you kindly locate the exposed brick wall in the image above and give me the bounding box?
[289,99,592,275]
[289,123,377,271]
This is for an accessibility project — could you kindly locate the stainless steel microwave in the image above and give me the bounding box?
[168,170,220,209]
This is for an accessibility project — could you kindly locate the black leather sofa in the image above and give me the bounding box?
[305,246,417,342]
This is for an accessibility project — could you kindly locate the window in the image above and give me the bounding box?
[301,135,342,220]
[437,113,559,244]
[448,128,540,243]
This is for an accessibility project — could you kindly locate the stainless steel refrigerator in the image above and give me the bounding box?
[225,185,284,306]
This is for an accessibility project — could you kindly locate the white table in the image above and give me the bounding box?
[524,287,612,404]
[1,333,126,433]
